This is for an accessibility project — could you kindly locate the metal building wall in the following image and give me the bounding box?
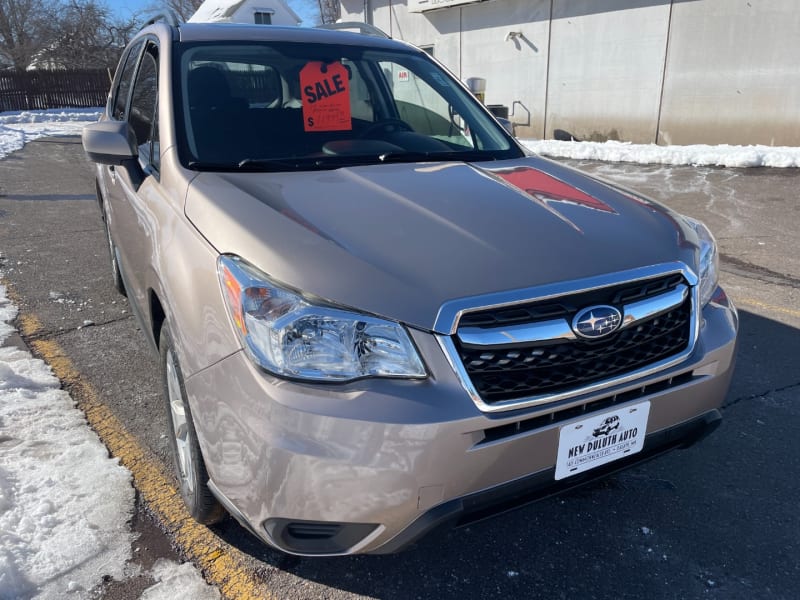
[459,0,550,140]
[545,0,671,143]
[339,0,800,145]
[341,0,462,83]
[340,0,551,138]
[658,0,800,146]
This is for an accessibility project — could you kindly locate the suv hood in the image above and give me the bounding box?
[185,156,697,333]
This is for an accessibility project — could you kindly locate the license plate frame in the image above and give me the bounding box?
[555,402,651,480]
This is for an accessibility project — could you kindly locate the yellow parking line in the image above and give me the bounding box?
[18,313,44,337]
[735,297,800,319]
[14,317,274,599]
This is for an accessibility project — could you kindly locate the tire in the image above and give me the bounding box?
[97,184,126,297]
[160,324,226,525]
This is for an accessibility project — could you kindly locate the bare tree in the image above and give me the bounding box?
[34,0,139,69]
[0,0,140,70]
[317,0,339,24]
[0,0,57,70]
[144,0,204,22]
[288,0,321,25]
[169,0,204,21]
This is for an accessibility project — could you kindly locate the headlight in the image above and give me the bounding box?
[683,217,719,306]
[218,255,427,381]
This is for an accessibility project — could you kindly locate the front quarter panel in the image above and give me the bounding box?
[149,153,241,377]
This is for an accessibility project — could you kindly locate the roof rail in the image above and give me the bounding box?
[316,21,390,38]
[143,8,181,28]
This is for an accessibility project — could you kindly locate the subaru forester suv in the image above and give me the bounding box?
[82,18,738,556]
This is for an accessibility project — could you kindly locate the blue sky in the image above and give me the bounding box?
[104,0,318,25]
[104,0,154,20]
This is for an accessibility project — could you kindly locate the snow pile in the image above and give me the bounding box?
[140,559,221,600]
[0,108,102,160]
[0,109,103,125]
[188,0,248,22]
[0,283,17,342]
[521,139,800,168]
[0,116,222,598]
[0,283,135,599]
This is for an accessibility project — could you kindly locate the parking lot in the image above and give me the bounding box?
[1,136,798,599]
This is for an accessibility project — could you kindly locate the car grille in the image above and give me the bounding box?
[454,274,693,405]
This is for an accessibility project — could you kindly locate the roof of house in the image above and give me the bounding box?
[189,0,302,24]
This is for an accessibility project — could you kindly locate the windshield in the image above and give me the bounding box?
[175,41,522,171]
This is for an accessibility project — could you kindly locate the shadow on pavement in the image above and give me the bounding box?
[207,309,799,599]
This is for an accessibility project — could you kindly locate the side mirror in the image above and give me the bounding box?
[82,120,138,165]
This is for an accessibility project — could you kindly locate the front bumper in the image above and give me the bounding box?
[185,292,737,556]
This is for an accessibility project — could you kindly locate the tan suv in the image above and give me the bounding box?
[82,18,738,556]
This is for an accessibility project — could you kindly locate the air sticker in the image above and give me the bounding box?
[300,61,352,132]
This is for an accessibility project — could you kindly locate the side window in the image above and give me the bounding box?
[112,39,145,121]
[378,60,473,148]
[128,44,160,171]
[254,11,272,24]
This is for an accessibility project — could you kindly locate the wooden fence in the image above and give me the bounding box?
[0,69,112,112]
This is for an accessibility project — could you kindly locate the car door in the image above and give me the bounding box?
[99,37,144,244]
[104,38,165,333]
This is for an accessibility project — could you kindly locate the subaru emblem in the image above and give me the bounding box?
[572,305,622,339]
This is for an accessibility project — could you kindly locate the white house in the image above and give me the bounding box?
[338,0,800,146]
[189,0,302,26]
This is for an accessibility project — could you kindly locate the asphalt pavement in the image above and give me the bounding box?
[0,136,798,599]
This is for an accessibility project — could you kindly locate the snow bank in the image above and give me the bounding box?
[0,283,135,599]
[0,108,102,160]
[521,139,800,169]
[0,108,103,125]
[140,559,221,600]
[0,108,222,600]
[0,283,17,343]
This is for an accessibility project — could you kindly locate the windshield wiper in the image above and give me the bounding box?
[188,161,242,171]
[188,151,498,172]
[377,150,498,164]
[237,158,312,171]
[188,158,328,172]
[237,157,381,171]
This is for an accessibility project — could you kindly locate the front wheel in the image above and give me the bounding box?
[160,324,225,524]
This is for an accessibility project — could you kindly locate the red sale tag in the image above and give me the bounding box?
[299,61,352,132]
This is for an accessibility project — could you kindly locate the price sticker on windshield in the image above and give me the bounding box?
[300,61,352,132]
